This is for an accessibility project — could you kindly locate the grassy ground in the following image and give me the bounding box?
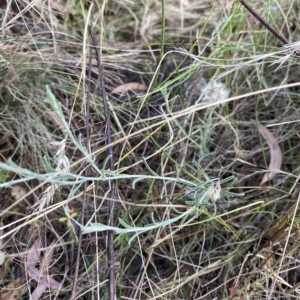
[1,0,300,299]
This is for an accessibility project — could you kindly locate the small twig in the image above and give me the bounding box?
[89,25,116,300]
[240,0,300,57]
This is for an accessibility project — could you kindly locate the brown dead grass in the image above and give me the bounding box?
[1,0,300,299]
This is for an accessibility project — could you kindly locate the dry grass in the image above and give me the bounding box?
[1,0,300,299]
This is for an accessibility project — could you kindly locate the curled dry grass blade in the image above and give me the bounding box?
[251,119,283,187]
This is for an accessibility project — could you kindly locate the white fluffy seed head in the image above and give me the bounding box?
[201,80,229,105]
[206,179,222,201]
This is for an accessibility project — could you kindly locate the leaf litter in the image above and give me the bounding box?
[251,119,282,187]
[25,238,61,300]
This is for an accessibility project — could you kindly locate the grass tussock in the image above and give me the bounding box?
[1,0,300,299]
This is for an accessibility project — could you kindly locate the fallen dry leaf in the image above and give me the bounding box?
[110,82,148,95]
[251,120,282,187]
[0,279,27,300]
[49,0,77,15]
[26,238,61,300]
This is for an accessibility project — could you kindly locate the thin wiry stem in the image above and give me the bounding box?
[70,28,93,300]
[89,25,116,300]
[240,0,300,57]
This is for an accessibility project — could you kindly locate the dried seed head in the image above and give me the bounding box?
[201,80,229,105]
[50,138,70,172]
[206,179,221,201]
